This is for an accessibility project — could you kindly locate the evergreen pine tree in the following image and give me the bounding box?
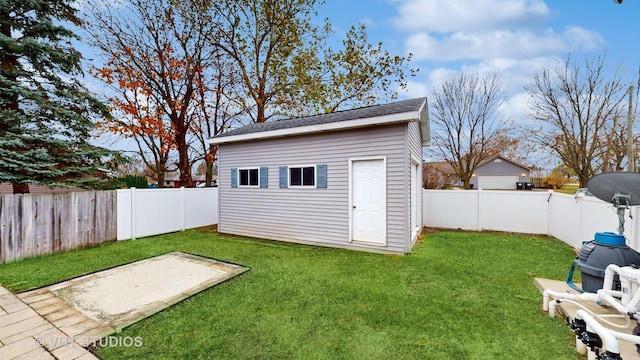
[0,0,114,193]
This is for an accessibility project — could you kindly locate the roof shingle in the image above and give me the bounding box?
[214,97,427,139]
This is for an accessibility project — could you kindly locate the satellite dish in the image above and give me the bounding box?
[587,172,640,234]
[588,172,640,206]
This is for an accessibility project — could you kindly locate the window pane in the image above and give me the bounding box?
[302,167,315,186]
[249,169,259,186]
[239,169,248,186]
[290,167,302,186]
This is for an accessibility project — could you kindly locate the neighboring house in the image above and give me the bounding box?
[470,155,531,190]
[162,172,184,188]
[422,161,462,188]
[162,173,217,188]
[195,175,218,187]
[208,97,430,254]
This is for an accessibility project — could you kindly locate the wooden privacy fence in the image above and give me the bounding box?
[0,191,117,263]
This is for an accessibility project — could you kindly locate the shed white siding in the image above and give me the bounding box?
[407,120,423,251]
[218,123,410,254]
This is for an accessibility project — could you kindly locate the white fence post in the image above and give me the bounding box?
[130,187,136,240]
[180,186,186,231]
[477,188,483,231]
[546,190,553,236]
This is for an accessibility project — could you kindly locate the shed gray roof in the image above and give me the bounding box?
[210,97,428,144]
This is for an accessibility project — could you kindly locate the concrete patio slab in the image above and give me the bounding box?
[25,252,248,331]
[1,251,247,359]
[22,252,247,334]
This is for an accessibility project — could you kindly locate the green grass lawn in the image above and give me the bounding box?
[0,228,581,359]
[556,183,580,195]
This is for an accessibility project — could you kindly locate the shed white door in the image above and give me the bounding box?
[351,159,386,245]
[477,175,519,189]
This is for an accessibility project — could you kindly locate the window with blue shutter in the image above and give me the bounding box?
[259,167,268,188]
[230,168,238,188]
[234,168,261,187]
[279,166,288,188]
[316,164,327,188]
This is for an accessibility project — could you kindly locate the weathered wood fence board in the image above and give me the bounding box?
[0,191,117,263]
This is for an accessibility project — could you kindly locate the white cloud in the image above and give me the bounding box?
[406,27,604,62]
[392,0,550,33]
[76,0,124,11]
[399,80,429,99]
[498,91,531,123]
[359,16,376,27]
[426,67,459,88]
[422,57,561,123]
[458,57,560,93]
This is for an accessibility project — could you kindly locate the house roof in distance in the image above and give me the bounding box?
[477,155,531,171]
[208,97,429,145]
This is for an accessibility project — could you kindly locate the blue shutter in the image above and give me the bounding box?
[230,168,238,188]
[259,167,268,188]
[317,164,327,188]
[279,166,288,188]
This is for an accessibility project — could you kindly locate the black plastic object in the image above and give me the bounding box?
[588,172,640,206]
[571,233,640,293]
[633,323,640,354]
[599,351,623,360]
[569,317,586,338]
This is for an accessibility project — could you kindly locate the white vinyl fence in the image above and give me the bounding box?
[115,187,640,253]
[423,189,640,252]
[117,187,218,240]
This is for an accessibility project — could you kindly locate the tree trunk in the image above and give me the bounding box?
[578,176,588,188]
[176,131,193,188]
[256,100,266,123]
[12,183,29,194]
[157,170,165,188]
[205,144,216,187]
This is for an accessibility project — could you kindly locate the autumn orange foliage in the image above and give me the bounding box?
[91,45,204,186]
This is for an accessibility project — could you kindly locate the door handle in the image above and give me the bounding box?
[352,205,356,208]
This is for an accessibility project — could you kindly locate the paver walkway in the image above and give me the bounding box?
[0,286,97,360]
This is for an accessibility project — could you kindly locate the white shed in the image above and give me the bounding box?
[208,98,430,254]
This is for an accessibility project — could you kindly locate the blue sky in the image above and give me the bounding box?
[319,0,640,125]
[81,0,640,165]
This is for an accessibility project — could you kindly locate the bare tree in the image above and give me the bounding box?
[189,53,243,186]
[597,114,640,172]
[483,127,535,165]
[526,54,627,187]
[422,163,455,189]
[429,71,505,189]
[87,0,218,188]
